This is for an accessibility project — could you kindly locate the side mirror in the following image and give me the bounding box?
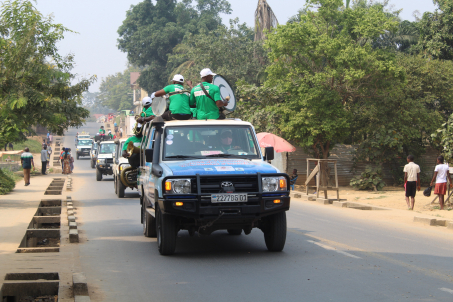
[264,146,274,161]
[145,149,153,163]
[115,159,119,164]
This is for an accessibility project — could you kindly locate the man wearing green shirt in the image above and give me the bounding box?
[121,135,143,158]
[99,126,105,135]
[189,68,229,120]
[153,74,194,121]
[136,96,155,125]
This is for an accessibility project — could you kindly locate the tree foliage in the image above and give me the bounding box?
[117,0,231,93]
[0,0,95,147]
[416,0,453,60]
[260,0,404,158]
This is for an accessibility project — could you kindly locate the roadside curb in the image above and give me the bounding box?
[73,272,91,302]
[66,196,79,243]
[414,216,453,229]
[291,192,388,211]
[66,175,73,191]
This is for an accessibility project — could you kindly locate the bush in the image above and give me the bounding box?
[0,168,16,195]
[350,166,386,191]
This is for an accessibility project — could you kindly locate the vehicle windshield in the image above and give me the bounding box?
[78,140,92,146]
[78,135,90,139]
[163,125,260,160]
[100,143,116,154]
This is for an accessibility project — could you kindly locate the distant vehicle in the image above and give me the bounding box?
[75,134,91,146]
[95,141,116,181]
[75,139,93,159]
[113,138,138,198]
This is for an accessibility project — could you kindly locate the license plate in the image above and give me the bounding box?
[211,194,247,203]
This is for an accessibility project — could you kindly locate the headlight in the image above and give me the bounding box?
[97,159,105,164]
[262,176,287,192]
[120,164,130,171]
[165,179,191,194]
[76,148,79,151]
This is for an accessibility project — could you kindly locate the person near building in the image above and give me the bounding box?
[47,144,52,168]
[21,147,34,186]
[430,155,453,210]
[49,134,53,144]
[189,68,229,120]
[403,155,420,210]
[41,145,48,175]
[153,74,194,121]
[290,169,299,191]
[62,148,72,174]
[135,97,155,124]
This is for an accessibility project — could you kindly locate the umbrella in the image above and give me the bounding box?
[256,132,296,153]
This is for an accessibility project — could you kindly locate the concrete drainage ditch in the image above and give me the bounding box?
[0,272,59,302]
[17,199,61,253]
[45,179,65,195]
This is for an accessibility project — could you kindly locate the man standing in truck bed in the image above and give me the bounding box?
[189,68,229,120]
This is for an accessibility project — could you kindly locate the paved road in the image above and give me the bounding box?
[68,123,453,301]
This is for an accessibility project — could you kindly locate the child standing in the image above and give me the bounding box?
[430,156,452,210]
[403,155,420,210]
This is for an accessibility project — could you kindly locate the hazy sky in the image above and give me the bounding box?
[32,0,437,92]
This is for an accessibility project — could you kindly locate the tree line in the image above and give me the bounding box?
[0,0,95,147]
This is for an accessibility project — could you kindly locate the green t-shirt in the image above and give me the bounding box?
[141,106,154,117]
[189,82,222,120]
[99,129,105,134]
[122,136,143,151]
[163,84,191,115]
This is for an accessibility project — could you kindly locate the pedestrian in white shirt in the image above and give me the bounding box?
[430,155,452,210]
[403,155,420,210]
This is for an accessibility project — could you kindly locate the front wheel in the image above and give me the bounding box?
[263,212,287,252]
[76,153,79,160]
[91,159,95,169]
[156,206,177,255]
[96,168,102,181]
[117,176,125,198]
[114,176,118,194]
[143,205,157,238]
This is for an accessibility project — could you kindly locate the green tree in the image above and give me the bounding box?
[98,66,141,111]
[117,0,231,93]
[416,0,453,60]
[432,112,453,163]
[262,0,404,159]
[0,0,95,147]
[167,19,267,88]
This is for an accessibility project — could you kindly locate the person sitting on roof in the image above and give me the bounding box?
[189,68,229,120]
[136,97,155,124]
[152,74,194,121]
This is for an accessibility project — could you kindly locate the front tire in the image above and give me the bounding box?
[117,176,125,198]
[76,153,79,160]
[114,176,118,194]
[143,205,157,238]
[156,206,177,255]
[96,168,102,181]
[263,212,287,252]
[91,159,95,169]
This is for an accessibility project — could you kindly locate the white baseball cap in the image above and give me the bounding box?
[172,74,184,83]
[142,96,152,106]
[200,68,216,78]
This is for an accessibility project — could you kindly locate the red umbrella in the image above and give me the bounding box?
[256,132,296,153]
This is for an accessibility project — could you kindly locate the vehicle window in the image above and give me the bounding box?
[146,128,155,150]
[163,125,260,160]
[100,143,116,154]
[78,140,91,146]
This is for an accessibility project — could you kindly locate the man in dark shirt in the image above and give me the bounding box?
[290,169,298,190]
[21,147,35,186]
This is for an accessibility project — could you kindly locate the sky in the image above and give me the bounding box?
[31,0,437,92]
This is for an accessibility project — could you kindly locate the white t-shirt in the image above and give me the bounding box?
[435,164,449,183]
[403,162,420,182]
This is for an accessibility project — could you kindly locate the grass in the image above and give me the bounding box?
[13,138,43,154]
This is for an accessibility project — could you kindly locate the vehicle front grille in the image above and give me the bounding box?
[199,175,258,194]
[106,159,114,164]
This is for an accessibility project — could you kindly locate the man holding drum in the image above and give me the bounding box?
[189,68,229,120]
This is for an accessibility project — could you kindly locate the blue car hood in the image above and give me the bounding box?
[165,159,278,176]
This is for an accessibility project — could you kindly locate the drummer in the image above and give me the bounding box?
[152,74,194,121]
[189,68,229,120]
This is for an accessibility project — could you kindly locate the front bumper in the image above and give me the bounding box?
[77,150,91,156]
[156,173,290,220]
[96,164,113,174]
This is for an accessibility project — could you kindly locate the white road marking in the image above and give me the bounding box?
[439,288,453,295]
[307,240,361,259]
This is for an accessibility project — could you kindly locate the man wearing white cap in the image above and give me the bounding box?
[136,96,155,124]
[153,74,194,121]
[189,68,229,120]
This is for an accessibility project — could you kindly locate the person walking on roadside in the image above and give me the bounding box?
[41,145,48,175]
[403,155,420,210]
[68,148,74,172]
[49,134,53,144]
[62,148,72,174]
[21,147,34,186]
[47,144,52,168]
[430,155,453,210]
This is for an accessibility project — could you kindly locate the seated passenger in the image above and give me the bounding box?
[218,130,241,153]
[152,74,194,121]
[189,68,229,120]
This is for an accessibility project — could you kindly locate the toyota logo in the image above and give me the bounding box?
[221,181,234,187]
